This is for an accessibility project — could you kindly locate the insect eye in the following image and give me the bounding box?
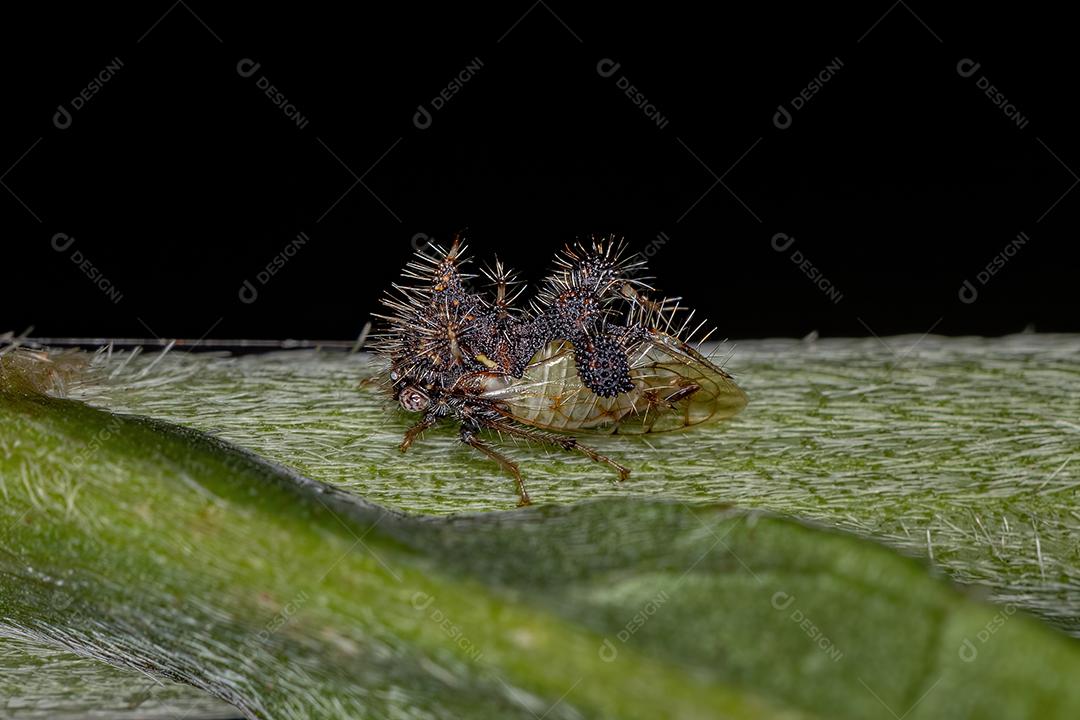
[399,386,430,412]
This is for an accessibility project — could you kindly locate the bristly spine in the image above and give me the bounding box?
[374,232,716,401]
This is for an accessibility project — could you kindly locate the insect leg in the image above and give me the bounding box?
[568,439,631,482]
[399,415,437,453]
[494,421,631,483]
[460,428,531,507]
[663,382,701,406]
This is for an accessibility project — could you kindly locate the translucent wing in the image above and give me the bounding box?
[479,331,748,434]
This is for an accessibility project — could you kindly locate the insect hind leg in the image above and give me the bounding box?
[494,421,631,483]
[663,382,701,407]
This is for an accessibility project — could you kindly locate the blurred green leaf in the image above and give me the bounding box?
[2,344,1080,718]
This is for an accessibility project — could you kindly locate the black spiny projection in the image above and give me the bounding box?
[373,233,748,506]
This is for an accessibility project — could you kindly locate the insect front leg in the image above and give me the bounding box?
[459,424,531,507]
[399,414,438,453]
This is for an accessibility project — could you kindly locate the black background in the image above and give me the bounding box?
[2,3,1076,342]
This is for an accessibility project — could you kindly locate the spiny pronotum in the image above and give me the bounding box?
[374,233,747,505]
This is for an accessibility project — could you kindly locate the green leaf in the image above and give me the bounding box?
[57,335,1080,633]
[2,342,1080,718]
